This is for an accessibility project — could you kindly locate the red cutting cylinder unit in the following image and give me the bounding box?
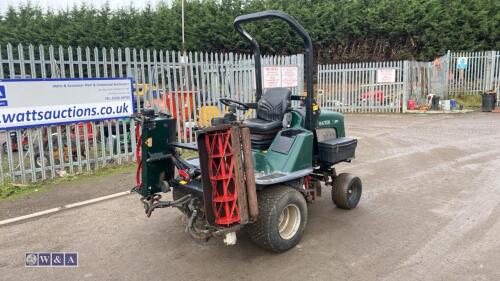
[204,129,240,225]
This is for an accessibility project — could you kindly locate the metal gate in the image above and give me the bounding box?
[318,50,500,111]
[406,54,450,105]
[317,61,404,113]
[447,51,497,96]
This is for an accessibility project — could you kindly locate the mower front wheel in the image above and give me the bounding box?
[247,185,307,253]
[332,173,362,209]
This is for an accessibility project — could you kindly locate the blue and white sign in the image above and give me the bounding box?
[456,57,468,70]
[0,78,133,130]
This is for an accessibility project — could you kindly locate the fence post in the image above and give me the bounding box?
[491,50,498,106]
[486,50,495,91]
[444,50,451,97]
[317,63,321,107]
[342,66,347,111]
[402,60,409,113]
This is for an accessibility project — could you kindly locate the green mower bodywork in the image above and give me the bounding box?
[251,110,346,184]
[134,10,362,253]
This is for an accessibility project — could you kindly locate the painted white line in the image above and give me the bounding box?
[0,208,62,226]
[64,191,130,209]
[0,191,131,226]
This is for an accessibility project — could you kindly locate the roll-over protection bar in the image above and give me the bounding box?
[233,10,315,131]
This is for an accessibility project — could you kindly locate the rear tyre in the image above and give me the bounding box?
[247,185,307,253]
[2,142,7,154]
[332,173,362,209]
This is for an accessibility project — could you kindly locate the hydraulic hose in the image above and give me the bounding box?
[145,194,192,217]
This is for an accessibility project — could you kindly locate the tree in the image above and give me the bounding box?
[0,0,497,63]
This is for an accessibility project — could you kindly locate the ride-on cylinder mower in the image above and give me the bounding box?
[133,10,362,253]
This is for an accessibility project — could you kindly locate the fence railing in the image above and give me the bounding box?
[2,45,498,184]
[318,50,500,111]
[0,43,303,184]
[317,61,404,113]
[448,51,498,96]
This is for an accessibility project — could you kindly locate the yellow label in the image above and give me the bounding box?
[313,104,319,111]
[146,138,153,147]
[179,180,188,185]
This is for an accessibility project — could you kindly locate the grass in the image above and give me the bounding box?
[0,181,51,201]
[180,149,198,159]
[0,163,135,201]
[1,154,8,177]
[0,147,198,201]
[451,94,483,109]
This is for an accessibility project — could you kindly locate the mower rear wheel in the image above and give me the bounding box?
[247,185,307,253]
[332,173,362,209]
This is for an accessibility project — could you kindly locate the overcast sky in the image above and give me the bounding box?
[0,0,169,15]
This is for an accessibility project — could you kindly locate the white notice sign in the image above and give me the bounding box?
[263,67,282,88]
[376,69,396,83]
[281,67,298,87]
[262,66,299,88]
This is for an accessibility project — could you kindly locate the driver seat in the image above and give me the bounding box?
[243,88,292,149]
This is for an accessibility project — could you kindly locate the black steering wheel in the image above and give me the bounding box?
[219,98,249,111]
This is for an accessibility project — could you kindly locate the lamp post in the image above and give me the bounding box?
[181,0,185,51]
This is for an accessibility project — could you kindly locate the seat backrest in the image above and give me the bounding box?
[257,88,292,122]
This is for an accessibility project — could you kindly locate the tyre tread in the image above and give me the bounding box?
[332,173,362,209]
[247,185,306,252]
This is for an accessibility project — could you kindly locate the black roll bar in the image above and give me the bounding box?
[234,10,315,131]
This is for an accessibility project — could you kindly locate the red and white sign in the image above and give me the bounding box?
[263,67,282,88]
[262,66,299,88]
[281,67,298,87]
[376,68,396,83]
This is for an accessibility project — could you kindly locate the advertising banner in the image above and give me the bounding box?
[0,78,133,130]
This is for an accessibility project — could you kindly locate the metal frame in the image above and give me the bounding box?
[255,168,313,185]
[234,10,315,131]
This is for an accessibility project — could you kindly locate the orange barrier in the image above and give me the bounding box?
[147,91,195,122]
